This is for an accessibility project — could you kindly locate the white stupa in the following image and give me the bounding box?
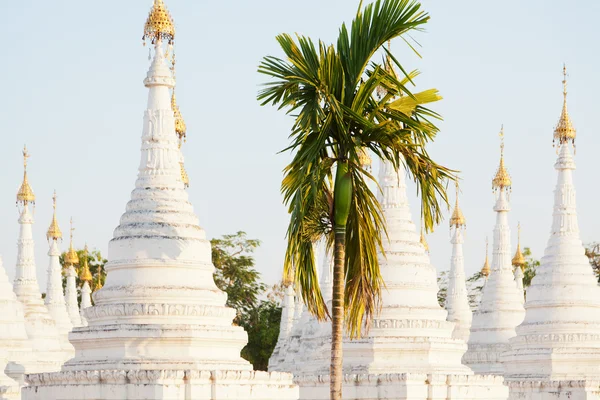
[445,182,472,342]
[0,255,32,390]
[464,128,526,375]
[511,224,526,304]
[44,192,75,356]
[63,220,82,328]
[78,245,93,327]
[503,67,600,399]
[24,2,297,398]
[267,283,295,371]
[13,147,68,371]
[288,159,507,399]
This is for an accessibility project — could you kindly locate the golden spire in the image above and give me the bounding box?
[180,161,190,188]
[64,218,80,266]
[80,245,93,282]
[481,237,491,277]
[492,125,512,191]
[171,54,187,143]
[46,191,62,241]
[420,215,429,253]
[449,179,466,228]
[17,146,35,205]
[512,222,526,270]
[553,64,576,147]
[142,0,175,45]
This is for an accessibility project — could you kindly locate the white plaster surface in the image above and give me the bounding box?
[64,265,82,327]
[446,221,472,343]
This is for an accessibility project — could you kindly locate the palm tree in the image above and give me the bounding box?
[258,0,453,398]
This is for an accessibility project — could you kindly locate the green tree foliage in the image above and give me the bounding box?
[211,232,265,324]
[210,232,279,370]
[584,242,600,282]
[59,248,107,305]
[521,247,539,288]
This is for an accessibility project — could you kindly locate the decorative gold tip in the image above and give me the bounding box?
[143,0,175,45]
[492,125,512,191]
[180,161,189,188]
[80,245,93,282]
[64,218,80,266]
[172,90,187,142]
[512,222,526,269]
[481,237,491,277]
[358,148,372,168]
[46,191,62,241]
[449,179,466,228]
[553,64,576,146]
[17,146,35,204]
[94,277,104,291]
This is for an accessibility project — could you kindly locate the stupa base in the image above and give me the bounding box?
[295,373,508,400]
[23,369,298,400]
[508,380,600,400]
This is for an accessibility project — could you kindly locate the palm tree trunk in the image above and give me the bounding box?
[330,228,345,400]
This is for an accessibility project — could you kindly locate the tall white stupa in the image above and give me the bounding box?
[78,245,93,327]
[44,192,75,355]
[13,147,67,371]
[63,219,82,327]
[504,67,600,399]
[24,1,297,398]
[445,181,472,342]
[267,282,295,371]
[511,223,526,303]
[287,159,507,399]
[464,128,526,374]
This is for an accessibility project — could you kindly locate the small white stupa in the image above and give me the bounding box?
[0,255,32,390]
[78,245,93,327]
[63,219,82,328]
[44,192,75,356]
[267,282,295,371]
[511,223,526,303]
[504,67,600,399]
[445,181,472,342]
[464,128,526,375]
[13,147,67,371]
[24,2,297,398]
[288,159,507,399]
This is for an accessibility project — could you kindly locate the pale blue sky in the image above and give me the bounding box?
[0,1,597,289]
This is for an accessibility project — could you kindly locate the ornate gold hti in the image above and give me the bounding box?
[143,0,175,45]
[553,64,576,147]
[492,126,511,191]
[80,245,93,282]
[481,237,491,277]
[450,179,466,228]
[64,218,80,266]
[17,146,35,205]
[46,191,62,241]
[512,223,526,270]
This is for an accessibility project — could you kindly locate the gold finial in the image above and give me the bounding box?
[449,179,466,228]
[17,146,35,204]
[492,125,512,191]
[512,222,526,270]
[64,218,79,266]
[180,161,190,188]
[553,64,576,147]
[80,245,93,282]
[143,0,175,45]
[94,270,104,291]
[420,215,429,253]
[481,237,491,277]
[46,191,62,241]
[172,91,187,142]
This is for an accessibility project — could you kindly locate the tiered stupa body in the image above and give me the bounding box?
[504,68,600,399]
[13,148,68,371]
[0,255,31,393]
[445,183,472,342]
[24,2,297,398]
[464,129,525,375]
[64,221,82,327]
[44,193,75,355]
[293,160,507,399]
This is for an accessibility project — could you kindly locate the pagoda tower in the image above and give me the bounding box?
[13,147,66,370]
[78,245,93,327]
[481,238,491,283]
[44,192,75,355]
[0,254,33,388]
[445,181,472,342]
[24,1,297,398]
[504,67,600,399]
[63,219,82,327]
[267,282,295,371]
[290,159,507,399]
[464,127,526,374]
[512,223,526,303]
